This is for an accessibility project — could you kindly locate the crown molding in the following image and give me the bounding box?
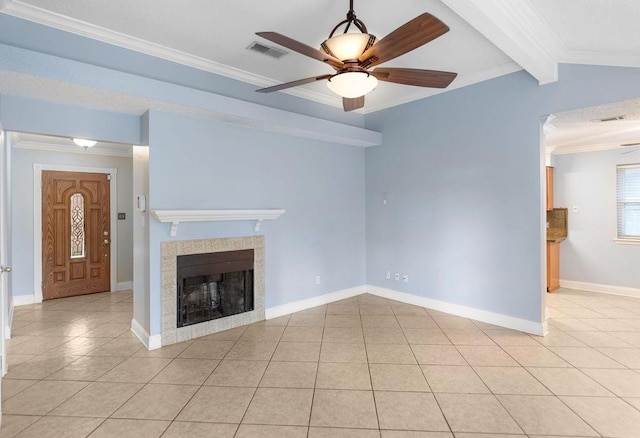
[441,0,565,85]
[0,0,344,110]
[13,140,133,157]
[562,50,640,69]
[363,61,521,114]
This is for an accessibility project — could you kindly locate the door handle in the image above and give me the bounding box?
[0,266,12,273]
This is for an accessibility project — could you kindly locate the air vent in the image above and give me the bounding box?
[593,115,626,123]
[247,42,288,59]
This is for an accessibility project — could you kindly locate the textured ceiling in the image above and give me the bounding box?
[545,98,640,153]
[532,0,640,54]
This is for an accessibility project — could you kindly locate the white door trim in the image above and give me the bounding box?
[0,124,8,382]
[33,164,118,303]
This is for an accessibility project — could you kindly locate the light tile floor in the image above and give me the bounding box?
[2,288,640,437]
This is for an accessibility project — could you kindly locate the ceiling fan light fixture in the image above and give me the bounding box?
[322,33,374,61]
[327,71,378,98]
[72,138,97,148]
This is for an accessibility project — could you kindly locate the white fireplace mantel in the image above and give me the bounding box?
[151,209,285,237]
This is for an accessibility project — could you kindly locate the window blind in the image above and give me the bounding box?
[617,164,640,239]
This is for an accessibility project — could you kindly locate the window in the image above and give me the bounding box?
[617,164,640,241]
[70,193,85,258]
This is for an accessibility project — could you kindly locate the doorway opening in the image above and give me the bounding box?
[34,164,118,302]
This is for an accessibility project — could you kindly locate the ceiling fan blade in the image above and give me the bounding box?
[256,74,332,93]
[359,13,449,68]
[343,96,365,112]
[256,32,343,69]
[372,68,457,88]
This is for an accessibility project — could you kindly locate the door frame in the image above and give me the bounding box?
[33,164,118,303]
[540,116,550,332]
[0,124,9,381]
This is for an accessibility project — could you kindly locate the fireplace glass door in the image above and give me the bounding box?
[177,250,254,327]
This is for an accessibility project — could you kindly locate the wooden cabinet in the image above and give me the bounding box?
[547,241,560,292]
[546,166,554,211]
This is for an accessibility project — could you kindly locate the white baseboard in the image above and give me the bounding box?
[560,279,640,299]
[116,281,133,291]
[13,294,35,307]
[265,285,366,319]
[366,285,547,336]
[131,318,161,350]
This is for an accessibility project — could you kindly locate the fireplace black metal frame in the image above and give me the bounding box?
[176,249,254,328]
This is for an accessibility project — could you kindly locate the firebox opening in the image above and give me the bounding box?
[177,250,254,328]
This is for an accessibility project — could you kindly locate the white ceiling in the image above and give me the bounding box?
[545,98,640,155]
[1,0,640,133]
[0,0,522,113]
[10,132,133,156]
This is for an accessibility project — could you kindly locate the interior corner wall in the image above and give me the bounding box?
[553,148,640,289]
[364,64,640,325]
[1,124,13,339]
[145,111,366,336]
[10,148,134,298]
[132,144,150,334]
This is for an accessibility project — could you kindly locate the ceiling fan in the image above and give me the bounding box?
[255,0,458,112]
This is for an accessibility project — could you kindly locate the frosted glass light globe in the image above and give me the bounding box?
[322,33,372,60]
[327,72,378,98]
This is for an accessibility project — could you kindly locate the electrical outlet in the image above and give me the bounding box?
[315,276,321,285]
[402,274,409,283]
[385,271,391,280]
[394,273,400,281]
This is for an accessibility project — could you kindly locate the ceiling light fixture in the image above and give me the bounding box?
[255,0,456,112]
[320,0,378,98]
[72,138,97,150]
[327,71,378,98]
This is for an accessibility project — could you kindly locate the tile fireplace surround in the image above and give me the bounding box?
[161,236,265,346]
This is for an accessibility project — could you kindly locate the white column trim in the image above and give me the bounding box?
[33,163,118,303]
[441,0,564,85]
[131,318,161,350]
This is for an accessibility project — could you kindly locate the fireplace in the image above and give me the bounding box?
[161,236,265,346]
[177,250,254,327]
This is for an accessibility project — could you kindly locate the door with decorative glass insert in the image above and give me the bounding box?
[42,171,111,300]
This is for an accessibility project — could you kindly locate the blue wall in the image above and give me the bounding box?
[365,65,640,323]
[145,111,366,335]
[554,148,640,289]
[0,95,141,145]
[0,13,363,127]
[3,9,640,334]
[365,71,541,321]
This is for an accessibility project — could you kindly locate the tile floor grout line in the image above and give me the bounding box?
[5,289,640,436]
[359,296,382,433]
[304,305,327,437]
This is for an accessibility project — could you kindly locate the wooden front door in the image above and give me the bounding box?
[42,171,111,300]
